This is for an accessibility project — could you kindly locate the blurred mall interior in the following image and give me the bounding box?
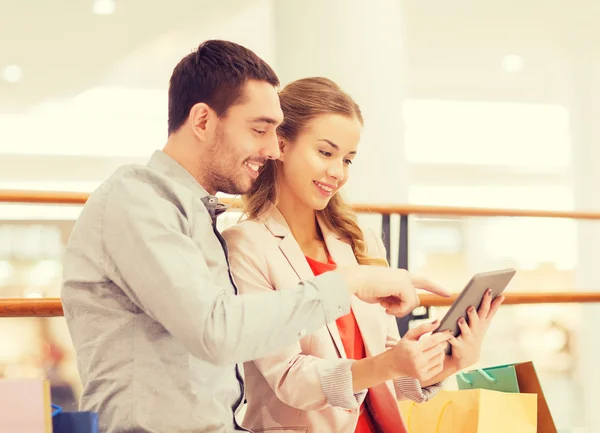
[1,1,600,431]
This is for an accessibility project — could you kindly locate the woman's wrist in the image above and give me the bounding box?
[351,350,399,393]
[443,355,462,376]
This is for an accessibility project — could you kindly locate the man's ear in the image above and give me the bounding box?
[277,137,286,162]
[189,103,211,141]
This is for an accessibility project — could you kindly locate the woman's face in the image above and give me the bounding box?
[278,113,361,211]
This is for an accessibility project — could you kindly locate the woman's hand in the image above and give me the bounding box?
[447,289,505,371]
[386,321,452,382]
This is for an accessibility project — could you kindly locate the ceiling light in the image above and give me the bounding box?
[93,0,116,15]
[502,55,524,73]
[2,65,22,83]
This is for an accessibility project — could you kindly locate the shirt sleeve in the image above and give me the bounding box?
[100,175,351,365]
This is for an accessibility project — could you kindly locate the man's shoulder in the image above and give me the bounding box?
[86,163,151,202]
[73,162,196,238]
[103,163,167,198]
[92,162,200,212]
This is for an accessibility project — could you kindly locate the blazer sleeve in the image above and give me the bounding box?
[223,223,368,411]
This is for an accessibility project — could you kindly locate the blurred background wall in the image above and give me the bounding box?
[1,1,599,430]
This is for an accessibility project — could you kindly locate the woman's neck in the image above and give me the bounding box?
[276,190,327,260]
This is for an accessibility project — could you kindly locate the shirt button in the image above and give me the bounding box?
[209,198,216,203]
[299,329,307,337]
[337,307,343,315]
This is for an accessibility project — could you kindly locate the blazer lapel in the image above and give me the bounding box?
[262,206,348,358]
[262,205,315,281]
[350,296,385,357]
[322,220,385,358]
[278,234,315,281]
[319,220,364,359]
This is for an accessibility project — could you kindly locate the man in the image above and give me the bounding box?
[62,40,448,433]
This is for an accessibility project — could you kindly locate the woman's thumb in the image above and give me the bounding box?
[403,320,439,341]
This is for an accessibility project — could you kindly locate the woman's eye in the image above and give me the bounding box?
[344,159,353,165]
[319,150,332,157]
[253,129,267,135]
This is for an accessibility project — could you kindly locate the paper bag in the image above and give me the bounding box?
[456,361,558,433]
[53,410,99,433]
[399,389,537,433]
[0,378,52,433]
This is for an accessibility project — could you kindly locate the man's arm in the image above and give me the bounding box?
[101,177,351,366]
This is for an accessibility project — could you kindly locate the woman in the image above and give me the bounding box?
[222,77,503,433]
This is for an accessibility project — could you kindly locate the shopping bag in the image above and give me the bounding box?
[0,378,52,433]
[399,389,537,433]
[52,406,99,433]
[456,361,558,433]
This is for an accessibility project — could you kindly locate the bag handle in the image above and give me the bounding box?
[407,402,415,432]
[52,404,63,417]
[435,401,451,433]
[458,368,497,385]
[406,400,452,433]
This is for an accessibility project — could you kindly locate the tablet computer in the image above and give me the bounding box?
[434,268,516,354]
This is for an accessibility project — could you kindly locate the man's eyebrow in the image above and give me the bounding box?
[318,139,357,154]
[249,116,280,125]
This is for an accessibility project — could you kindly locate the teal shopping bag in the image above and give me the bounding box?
[456,363,520,393]
[456,361,557,433]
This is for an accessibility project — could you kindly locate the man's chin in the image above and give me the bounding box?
[217,180,252,196]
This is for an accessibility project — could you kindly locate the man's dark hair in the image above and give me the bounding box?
[167,40,280,135]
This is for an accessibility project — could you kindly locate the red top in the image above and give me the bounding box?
[305,255,378,433]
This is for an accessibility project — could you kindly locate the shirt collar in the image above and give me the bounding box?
[147,150,230,221]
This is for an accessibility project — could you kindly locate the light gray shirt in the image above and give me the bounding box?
[62,150,350,433]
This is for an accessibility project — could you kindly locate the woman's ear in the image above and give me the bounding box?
[277,137,286,162]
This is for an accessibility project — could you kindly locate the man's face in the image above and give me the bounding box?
[205,80,283,195]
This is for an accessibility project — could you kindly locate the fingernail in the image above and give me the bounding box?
[431,319,439,325]
[468,306,475,313]
[459,318,466,324]
[487,289,492,295]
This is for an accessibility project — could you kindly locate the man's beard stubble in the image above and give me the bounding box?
[205,127,250,195]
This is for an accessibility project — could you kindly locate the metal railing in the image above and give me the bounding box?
[2,190,600,331]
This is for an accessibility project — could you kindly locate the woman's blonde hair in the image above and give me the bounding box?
[244,77,387,267]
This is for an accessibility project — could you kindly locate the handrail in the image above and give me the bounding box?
[352,204,600,220]
[3,190,600,319]
[421,292,600,307]
[0,190,91,205]
[0,298,64,317]
[3,189,600,219]
[1,293,599,318]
